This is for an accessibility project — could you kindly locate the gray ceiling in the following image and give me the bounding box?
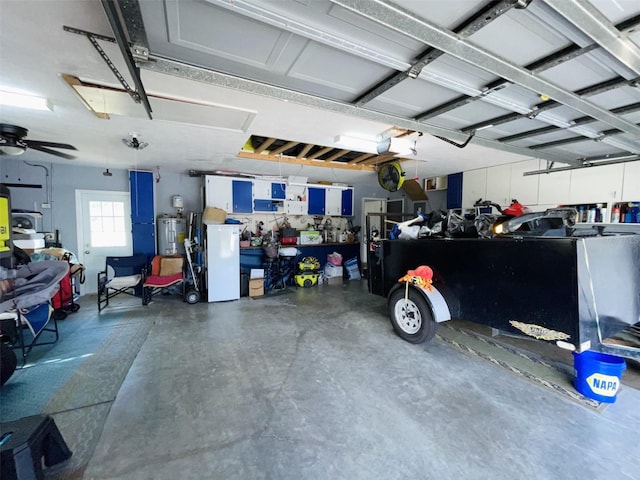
[131,0,640,166]
[2,0,640,183]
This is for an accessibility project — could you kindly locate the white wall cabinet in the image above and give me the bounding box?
[460,158,634,212]
[325,188,342,216]
[622,162,640,201]
[485,164,511,206]
[462,169,487,208]
[285,200,308,215]
[509,159,540,206]
[252,179,272,200]
[569,164,623,204]
[205,175,232,211]
[538,169,571,206]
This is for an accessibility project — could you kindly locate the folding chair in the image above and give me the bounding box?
[142,255,187,305]
[97,255,148,312]
[1,304,59,365]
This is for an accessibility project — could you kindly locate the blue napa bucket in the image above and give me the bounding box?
[573,351,626,403]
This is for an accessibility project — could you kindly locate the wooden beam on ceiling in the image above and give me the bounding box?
[360,154,396,166]
[322,149,350,163]
[270,140,299,155]
[348,153,375,164]
[236,151,376,172]
[297,144,314,158]
[306,146,334,160]
[254,137,276,154]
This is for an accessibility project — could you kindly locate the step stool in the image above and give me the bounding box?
[0,415,72,480]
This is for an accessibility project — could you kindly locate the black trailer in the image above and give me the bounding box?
[368,226,640,360]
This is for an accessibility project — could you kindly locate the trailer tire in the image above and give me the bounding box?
[388,287,437,344]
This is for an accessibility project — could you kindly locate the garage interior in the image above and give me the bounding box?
[1,0,640,479]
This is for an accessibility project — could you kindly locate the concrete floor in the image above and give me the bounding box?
[84,281,640,480]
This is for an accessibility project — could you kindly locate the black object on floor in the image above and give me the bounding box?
[0,414,72,480]
[0,343,17,386]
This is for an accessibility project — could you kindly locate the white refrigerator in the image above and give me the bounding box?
[206,224,240,302]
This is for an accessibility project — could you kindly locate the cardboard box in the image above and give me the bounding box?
[326,275,343,286]
[249,278,264,297]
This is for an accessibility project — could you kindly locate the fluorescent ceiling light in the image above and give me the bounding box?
[0,90,52,111]
[334,135,378,154]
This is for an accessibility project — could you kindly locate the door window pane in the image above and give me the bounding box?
[89,201,127,247]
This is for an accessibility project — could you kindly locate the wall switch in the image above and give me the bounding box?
[41,203,51,209]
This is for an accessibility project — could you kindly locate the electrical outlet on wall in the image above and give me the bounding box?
[41,203,51,209]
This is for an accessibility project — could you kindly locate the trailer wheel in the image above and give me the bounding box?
[388,287,437,344]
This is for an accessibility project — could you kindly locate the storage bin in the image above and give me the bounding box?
[240,249,264,272]
[324,263,343,278]
[300,231,322,245]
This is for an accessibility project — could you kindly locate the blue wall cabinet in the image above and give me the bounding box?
[271,183,286,200]
[253,199,275,212]
[131,223,156,256]
[129,170,156,258]
[341,189,354,216]
[232,180,253,213]
[447,172,463,209]
[308,187,326,215]
[129,171,155,223]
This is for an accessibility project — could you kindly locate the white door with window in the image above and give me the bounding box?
[76,190,132,294]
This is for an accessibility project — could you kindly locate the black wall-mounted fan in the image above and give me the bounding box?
[0,123,77,159]
[377,162,405,192]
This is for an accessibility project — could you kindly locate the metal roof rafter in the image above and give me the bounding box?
[353,0,521,106]
[462,76,635,134]
[499,102,640,142]
[415,13,640,122]
[332,0,640,137]
[542,0,640,76]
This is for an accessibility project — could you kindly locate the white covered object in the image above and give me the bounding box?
[13,238,45,249]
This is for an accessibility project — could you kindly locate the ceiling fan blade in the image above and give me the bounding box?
[28,144,77,160]
[25,139,77,150]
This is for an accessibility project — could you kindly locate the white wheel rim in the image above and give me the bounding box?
[394,299,422,334]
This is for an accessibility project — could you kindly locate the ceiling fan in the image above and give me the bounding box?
[0,123,77,160]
